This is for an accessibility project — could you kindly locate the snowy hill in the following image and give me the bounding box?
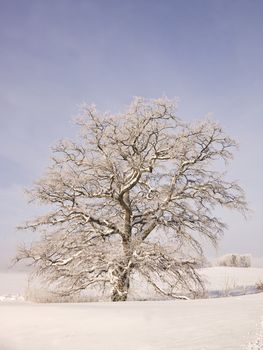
[0,271,28,296]
[1,267,263,349]
[200,266,263,297]
[1,266,263,301]
[0,293,262,349]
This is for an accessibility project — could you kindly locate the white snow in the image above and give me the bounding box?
[200,267,263,296]
[0,271,28,295]
[1,267,263,349]
[201,267,263,290]
[0,294,263,349]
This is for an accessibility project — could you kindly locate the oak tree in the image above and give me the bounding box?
[17,98,247,301]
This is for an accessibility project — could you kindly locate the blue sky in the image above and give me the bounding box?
[1,0,263,265]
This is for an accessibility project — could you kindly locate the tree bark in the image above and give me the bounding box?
[111,191,132,301]
[111,265,130,301]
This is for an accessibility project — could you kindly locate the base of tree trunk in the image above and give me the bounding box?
[111,290,128,302]
[111,269,130,302]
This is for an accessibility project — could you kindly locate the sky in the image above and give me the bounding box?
[0,0,263,267]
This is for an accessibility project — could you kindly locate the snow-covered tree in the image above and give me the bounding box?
[16,98,247,301]
[216,254,251,267]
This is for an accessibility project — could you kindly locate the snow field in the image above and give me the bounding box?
[1,267,263,349]
[200,267,263,297]
[247,318,263,350]
[0,271,28,296]
[1,293,263,350]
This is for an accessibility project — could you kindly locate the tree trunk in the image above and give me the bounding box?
[111,265,131,302]
[111,191,132,301]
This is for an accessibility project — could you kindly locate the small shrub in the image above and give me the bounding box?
[255,280,263,292]
[24,286,108,303]
[215,253,251,267]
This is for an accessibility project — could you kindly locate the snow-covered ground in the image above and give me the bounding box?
[201,267,263,290]
[1,266,263,349]
[0,294,263,350]
[0,271,28,295]
[200,267,263,297]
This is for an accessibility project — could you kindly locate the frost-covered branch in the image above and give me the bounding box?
[16,97,247,301]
